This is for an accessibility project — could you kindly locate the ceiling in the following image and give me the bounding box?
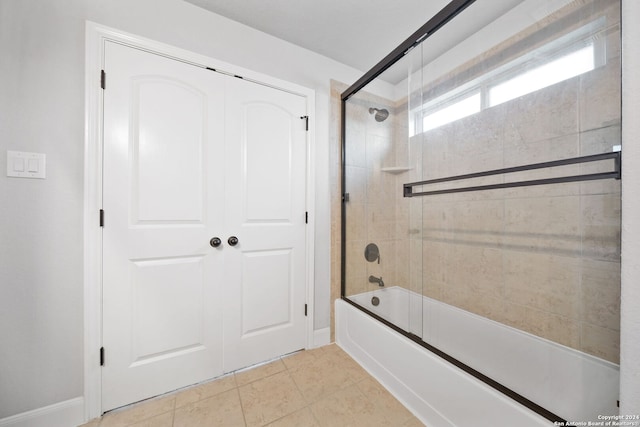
[183,0,451,76]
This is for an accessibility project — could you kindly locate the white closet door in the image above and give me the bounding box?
[222,77,308,372]
[102,41,309,411]
[102,42,225,411]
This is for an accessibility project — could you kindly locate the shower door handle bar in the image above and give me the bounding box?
[403,151,621,198]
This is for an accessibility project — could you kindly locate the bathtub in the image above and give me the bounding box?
[336,286,619,426]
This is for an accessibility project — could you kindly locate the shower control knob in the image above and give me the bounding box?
[228,236,239,246]
[210,237,222,248]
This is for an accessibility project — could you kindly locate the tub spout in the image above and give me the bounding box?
[368,275,385,287]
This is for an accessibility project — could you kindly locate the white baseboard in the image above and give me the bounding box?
[0,397,85,427]
[312,327,330,348]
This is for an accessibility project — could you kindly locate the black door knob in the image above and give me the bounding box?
[210,237,222,247]
[227,236,239,246]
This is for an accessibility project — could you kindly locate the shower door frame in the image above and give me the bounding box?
[339,0,567,423]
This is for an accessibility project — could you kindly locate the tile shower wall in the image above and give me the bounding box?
[343,93,399,297]
[410,0,621,363]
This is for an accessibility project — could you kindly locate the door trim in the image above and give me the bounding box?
[84,21,316,420]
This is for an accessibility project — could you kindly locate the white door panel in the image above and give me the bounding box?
[102,42,225,411]
[242,102,295,222]
[240,249,293,335]
[130,256,206,363]
[132,77,206,223]
[223,78,307,372]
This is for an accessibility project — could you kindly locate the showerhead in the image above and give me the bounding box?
[369,107,389,122]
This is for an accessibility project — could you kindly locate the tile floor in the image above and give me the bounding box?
[79,344,423,427]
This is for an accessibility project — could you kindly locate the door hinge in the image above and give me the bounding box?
[305,211,308,224]
[99,209,104,227]
[100,347,105,366]
[100,70,106,89]
[343,193,350,203]
[304,304,308,316]
[300,115,309,131]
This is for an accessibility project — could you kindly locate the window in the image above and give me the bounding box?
[412,20,605,136]
[488,44,595,107]
[423,92,481,132]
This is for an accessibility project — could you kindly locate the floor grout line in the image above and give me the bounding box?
[80,344,423,427]
[235,386,249,427]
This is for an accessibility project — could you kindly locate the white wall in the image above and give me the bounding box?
[620,0,640,416]
[0,0,87,418]
[0,0,369,419]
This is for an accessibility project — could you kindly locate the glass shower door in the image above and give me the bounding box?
[341,0,621,422]
[342,52,423,338]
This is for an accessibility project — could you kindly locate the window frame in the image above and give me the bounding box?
[412,18,608,136]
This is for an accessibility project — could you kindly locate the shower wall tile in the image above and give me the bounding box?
[451,147,504,179]
[586,0,621,39]
[345,128,366,168]
[366,134,395,170]
[581,193,621,261]
[580,323,620,364]
[393,129,410,168]
[422,202,453,242]
[449,245,503,300]
[604,21,621,61]
[409,237,423,287]
[395,239,410,287]
[423,241,451,285]
[344,166,367,204]
[503,133,579,167]
[366,205,395,241]
[368,117,394,140]
[345,102,368,128]
[581,259,620,331]
[366,171,396,205]
[502,80,579,144]
[503,252,581,318]
[504,196,581,255]
[452,199,504,246]
[408,134,425,179]
[345,203,366,242]
[579,62,621,132]
[395,202,410,240]
[422,128,452,180]
[579,125,621,156]
[501,304,580,350]
[442,286,506,322]
[422,280,444,301]
[345,240,367,297]
[452,111,505,154]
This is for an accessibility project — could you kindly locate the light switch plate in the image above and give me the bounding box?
[7,151,46,179]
